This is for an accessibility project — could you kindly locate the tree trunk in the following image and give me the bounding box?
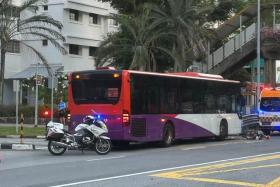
[0,48,6,104]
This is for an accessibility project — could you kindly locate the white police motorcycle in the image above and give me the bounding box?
[46,115,111,155]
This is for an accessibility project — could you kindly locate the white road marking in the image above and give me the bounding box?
[86,155,126,162]
[245,140,264,144]
[181,146,206,151]
[35,147,48,150]
[179,140,248,150]
[50,151,280,187]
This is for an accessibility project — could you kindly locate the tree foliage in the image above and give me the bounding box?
[97,0,266,72]
[96,11,168,71]
[100,0,161,15]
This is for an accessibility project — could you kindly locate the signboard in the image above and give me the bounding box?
[276,60,280,83]
[35,75,43,85]
[13,80,19,92]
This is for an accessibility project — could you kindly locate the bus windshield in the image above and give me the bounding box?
[260,97,280,112]
[71,74,121,104]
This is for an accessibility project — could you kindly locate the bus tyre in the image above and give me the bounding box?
[160,124,174,147]
[217,122,228,141]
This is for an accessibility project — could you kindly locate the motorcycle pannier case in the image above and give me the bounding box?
[47,128,64,140]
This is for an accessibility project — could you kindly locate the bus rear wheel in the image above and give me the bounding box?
[160,124,174,147]
[216,121,228,141]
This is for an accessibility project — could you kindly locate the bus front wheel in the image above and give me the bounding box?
[160,124,174,147]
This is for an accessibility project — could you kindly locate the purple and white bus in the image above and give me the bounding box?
[68,69,242,146]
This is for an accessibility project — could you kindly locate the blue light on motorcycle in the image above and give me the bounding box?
[97,115,101,119]
[258,110,264,115]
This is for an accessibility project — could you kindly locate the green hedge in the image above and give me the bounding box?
[0,105,59,118]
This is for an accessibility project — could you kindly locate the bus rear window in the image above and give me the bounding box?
[72,76,121,104]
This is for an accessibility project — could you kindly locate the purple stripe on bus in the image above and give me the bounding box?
[69,114,214,142]
[122,115,214,142]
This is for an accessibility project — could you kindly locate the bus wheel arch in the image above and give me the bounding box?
[160,121,175,147]
[217,119,228,141]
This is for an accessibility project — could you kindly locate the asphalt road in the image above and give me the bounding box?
[1,135,280,187]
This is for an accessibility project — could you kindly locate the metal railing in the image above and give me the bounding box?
[208,23,256,71]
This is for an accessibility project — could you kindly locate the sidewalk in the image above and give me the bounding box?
[0,123,47,150]
[0,137,48,150]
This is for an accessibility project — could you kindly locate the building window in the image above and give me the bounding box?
[69,9,80,22]
[7,6,20,18]
[69,44,82,55]
[6,40,20,53]
[110,19,118,26]
[89,13,99,24]
[42,40,48,46]
[89,47,97,56]
[43,5,48,11]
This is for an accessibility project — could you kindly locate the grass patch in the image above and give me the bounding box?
[0,126,45,136]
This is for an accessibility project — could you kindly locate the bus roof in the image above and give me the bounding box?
[127,70,240,83]
[261,88,280,98]
[70,69,239,83]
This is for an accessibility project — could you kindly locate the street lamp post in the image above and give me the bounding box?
[256,0,261,110]
[35,63,39,127]
[51,71,55,122]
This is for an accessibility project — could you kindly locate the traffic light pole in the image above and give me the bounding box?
[51,73,54,122]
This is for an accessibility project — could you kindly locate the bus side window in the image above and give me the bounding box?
[205,94,216,113]
[181,92,193,114]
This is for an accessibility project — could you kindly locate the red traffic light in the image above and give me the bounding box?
[44,111,49,116]
[42,109,51,118]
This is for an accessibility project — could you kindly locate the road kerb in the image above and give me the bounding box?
[0,143,36,150]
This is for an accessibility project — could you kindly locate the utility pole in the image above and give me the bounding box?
[256,0,261,109]
[34,63,39,127]
[51,70,55,122]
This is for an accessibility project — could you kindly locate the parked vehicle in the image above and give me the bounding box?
[46,115,111,155]
[259,87,280,135]
[67,69,242,147]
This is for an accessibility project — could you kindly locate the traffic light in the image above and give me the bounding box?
[42,109,51,118]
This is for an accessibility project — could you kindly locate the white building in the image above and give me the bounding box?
[4,0,118,105]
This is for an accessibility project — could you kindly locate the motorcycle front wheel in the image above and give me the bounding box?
[48,141,67,156]
[95,138,111,155]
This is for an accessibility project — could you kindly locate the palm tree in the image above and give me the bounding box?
[0,0,66,104]
[96,10,166,71]
[147,0,213,72]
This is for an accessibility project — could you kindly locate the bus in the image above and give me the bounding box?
[67,69,242,146]
[259,87,280,135]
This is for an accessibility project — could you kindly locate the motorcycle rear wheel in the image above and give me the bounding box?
[48,141,67,156]
[95,138,111,155]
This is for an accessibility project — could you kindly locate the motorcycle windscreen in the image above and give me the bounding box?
[71,73,121,105]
